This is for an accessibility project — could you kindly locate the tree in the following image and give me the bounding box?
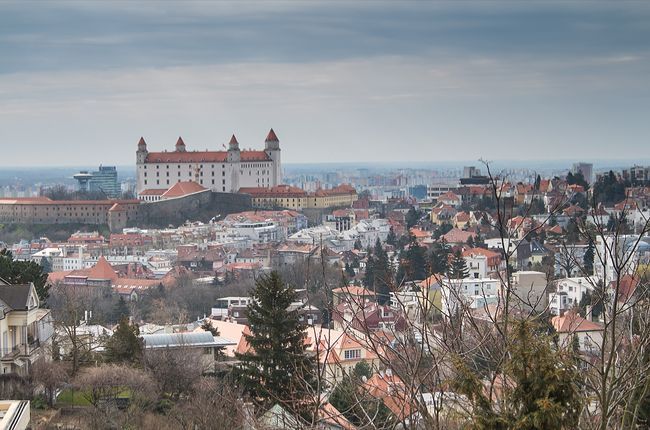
[353,360,372,380]
[406,207,422,229]
[235,272,316,413]
[0,249,50,303]
[396,235,427,283]
[111,296,130,323]
[354,238,363,250]
[345,262,356,278]
[105,317,143,365]
[428,240,450,275]
[453,321,582,429]
[449,249,469,279]
[386,227,397,246]
[201,319,225,358]
[31,359,68,408]
[328,374,396,429]
[76,364,156,429]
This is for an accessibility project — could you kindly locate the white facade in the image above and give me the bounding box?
[440,278,500,318]
[228,221,279,244]
[548,276,597,315]
[136,130,282,195]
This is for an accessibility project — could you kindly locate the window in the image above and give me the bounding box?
[344,349,361,360]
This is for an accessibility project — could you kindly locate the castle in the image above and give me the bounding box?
[136,129,282,196]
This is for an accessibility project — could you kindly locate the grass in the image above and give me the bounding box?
[56,389,92,406]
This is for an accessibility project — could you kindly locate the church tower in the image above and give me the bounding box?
[136,137,148,193]
[264,128,282,186]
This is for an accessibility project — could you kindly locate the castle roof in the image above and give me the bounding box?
[229,134,239,146]
[175,136,185,147]
[265,128,279,142]
[162,181,207,198]
[144,150,271,163]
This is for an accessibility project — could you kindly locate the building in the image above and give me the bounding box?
[136,129,282,195]
[0,281,54,375]
[572,162,593,184]
[0,197,139,232]
[74,165,121,198]
[548,276,597,315]
[141,332,236,372]
[240,184,358,210]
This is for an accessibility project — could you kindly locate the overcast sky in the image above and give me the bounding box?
[1,1,649,166]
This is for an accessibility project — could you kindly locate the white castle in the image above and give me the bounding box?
[136,129,282,196]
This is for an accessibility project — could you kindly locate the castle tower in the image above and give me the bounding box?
[227,134,241,191]
[264,128,282,186]
[175,136,187,152]
[136,137,148,164]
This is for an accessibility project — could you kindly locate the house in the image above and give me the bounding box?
[141,332,236,372]
[548,277,598,315]
[437,191,461,208]
[507,271,548,313]
[462,247,503,278]
[0,281,54,375]
[440,228,476,245]
[552,310,604,353]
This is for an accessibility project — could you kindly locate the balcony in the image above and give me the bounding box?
[1,340,44,362]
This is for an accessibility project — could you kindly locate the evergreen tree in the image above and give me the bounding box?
[449,249,469,279]
[201,319,225,358]
[386,227,397,246]
[111,296,130,323]
[329,375,396,428]
[429,240,450,274]
[406,206,421,229]
[371,239,393,304]
[235,272,315,412]
[397,235,428,283]
[40,257,52,274]
[353,238,363,250]
[0,249,50,303]
[105,318,142,365]
[453,321,582,430]
[344,262,356,278]
[534,174,541,191]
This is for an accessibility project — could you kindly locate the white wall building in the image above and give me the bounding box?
[548,276,598,315]
[136,129,282,195]
[440,278,500,318]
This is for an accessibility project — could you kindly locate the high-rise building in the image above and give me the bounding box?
[572,162,593,184]
[73,165,120,197]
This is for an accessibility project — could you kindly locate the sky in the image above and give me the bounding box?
[1,1,649,167]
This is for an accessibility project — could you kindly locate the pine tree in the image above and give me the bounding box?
[452,321,582,429]
[386,227,397,246]
[105,318,142,365]
[235,272,315,413]
[111,296,130,323]
[449,249,469,279]
[0,249,50,303]
[345,262,356,278]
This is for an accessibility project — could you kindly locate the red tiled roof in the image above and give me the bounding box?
[265,128,279,142]
[552,311,604,333]
[239,185,307,197]
[87,257,118,281]
[145,149,272,163]
[175,136,185,147]
[162,181,207,198]
[138,189,166,196]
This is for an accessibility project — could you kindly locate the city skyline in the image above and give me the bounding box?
[1,1,649,167]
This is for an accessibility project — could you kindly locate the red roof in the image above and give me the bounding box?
[552,311,603,333]
[265,128,279,142]
[144,150,272,163]
[138,137,146,146]
[239,185,307,197]
[229,134,239,146]
[87,257,118,281]
[175,136,185,147]
[138,189,167,196]
[162,181,207,198]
